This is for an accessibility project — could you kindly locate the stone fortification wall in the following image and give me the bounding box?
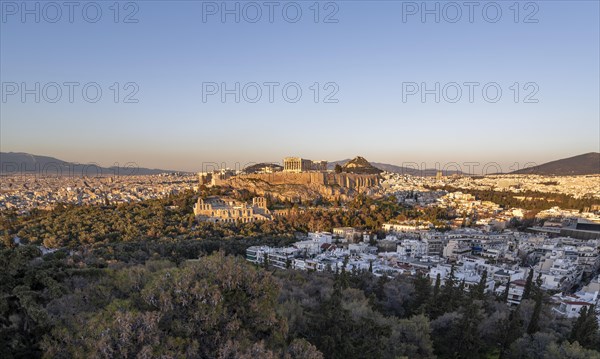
[223,172,379,190]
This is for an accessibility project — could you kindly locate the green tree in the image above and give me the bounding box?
[410,272,431,315]
[386,314,435,359]
[499,280,511,303]
[522,269,535,301]
[439,266,460,313]
[544,340,600,359]
[431,302,484,359]
[527,288,543,334]
[499,308,524,359]
[428,273,442,318]
[43,252,293,358]
[570,305,599,349]
[472,270,488,300]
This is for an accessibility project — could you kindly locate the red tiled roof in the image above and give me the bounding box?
[565,301,592,306]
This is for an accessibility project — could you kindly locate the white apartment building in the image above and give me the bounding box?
[537,255,582,291]
[396,240,427,258]
[383,222,432,232]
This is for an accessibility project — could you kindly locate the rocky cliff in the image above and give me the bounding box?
[220,172,381,202]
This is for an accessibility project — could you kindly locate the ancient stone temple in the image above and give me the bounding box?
[193,196,272,223]
[283,157,327,173]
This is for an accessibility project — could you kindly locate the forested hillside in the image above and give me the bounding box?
[2,244,599,358]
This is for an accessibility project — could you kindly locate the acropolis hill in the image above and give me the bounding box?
[206,156,382,202]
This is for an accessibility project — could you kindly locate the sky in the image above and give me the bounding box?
[1,0,599,173]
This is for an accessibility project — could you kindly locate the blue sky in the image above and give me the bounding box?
[1,0,599,172]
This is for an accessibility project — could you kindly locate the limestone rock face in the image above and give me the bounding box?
[221,172,381,202]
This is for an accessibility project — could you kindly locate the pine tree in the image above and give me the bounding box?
[522,268,535,301]
[427,273,442,318]
[411,272,431,315]
[499,308,524,359]
[535,272,543,288]
[472,270,488,300]
[375,275,388,301]
[340,256,350,289]
[500,280,511,303]
[527,288,543,334]
[458,279,466,296]
[433,273,441,299]
[571,306,588,343]
[441,265,459,312]
[454,301,483,359]
[570,305,599,349]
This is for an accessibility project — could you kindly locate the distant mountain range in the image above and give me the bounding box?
[510,152,599,176]
[330,153,600,176]
[2,152,597,177]
[0,152,183,176]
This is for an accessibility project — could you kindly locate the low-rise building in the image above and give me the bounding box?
[383,222,432,232]
[333,227,362,242]
[397,240,427,258]
[495,279,527,306]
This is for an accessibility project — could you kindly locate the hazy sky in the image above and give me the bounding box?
[1,0,599,173]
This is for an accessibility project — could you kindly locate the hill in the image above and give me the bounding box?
[337,156,383,174]
[0,152,182,176]
[511,152,600,176]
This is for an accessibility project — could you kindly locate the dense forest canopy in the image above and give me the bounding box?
[0,190,452,250]
[2,244,600,358]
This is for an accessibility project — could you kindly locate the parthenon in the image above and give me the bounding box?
[283,157,327,173]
